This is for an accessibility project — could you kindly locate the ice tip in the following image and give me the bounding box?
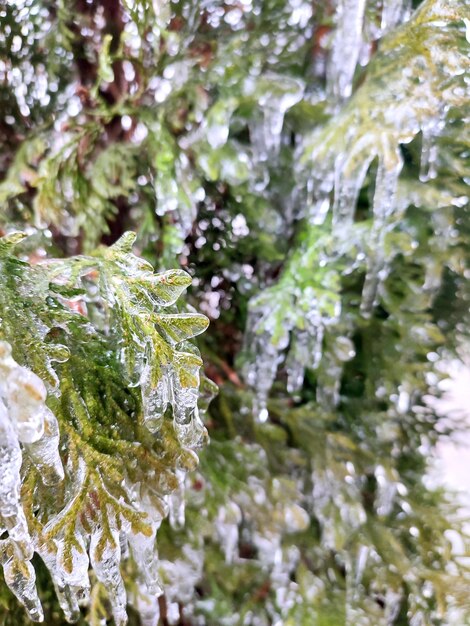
[160,268,193,288]
[109,231,137,254]
[27,606,44,623]
[0,231,28,255]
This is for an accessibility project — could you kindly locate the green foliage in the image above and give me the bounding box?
[0,0,469,625]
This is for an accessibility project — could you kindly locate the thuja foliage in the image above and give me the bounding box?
[0,0,469,624]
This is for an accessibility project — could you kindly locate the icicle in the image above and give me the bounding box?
[385,590,403,624]
[316,357,342,409]
[133,592,161,626]
[308,196,331,225]
[0,545,44,622]
[253,529,282,566]
[89,526,127,626]
[151,0,171,39]
[168,469,186,530]
[128,515,163,595]
[327,0,367,101]
[410,611,425,626]
[375,465,397,516]
[171,356,200,426]
[333,336,356,362]
[205,100,235,149]
[215,502,241,564]
[286,305,327,394]
[302,165,334,225]
[247,75,303,159]
[419,117,444,183]
[286,331,309,393]
[332,150,375,232]
[158,546,204,611]
[260,106,286,156]
[354,545,369,585]
[24,408,64,485]
[166,601,180,625]
[381,0,407,32]
[282,504,310,532]
[242,305,290,422]
[174,410,207,449]
[361,144,403,316]
[35,541,80,623]
[0,399,23,521]
[249,331,286,421]
[56,531,91,606]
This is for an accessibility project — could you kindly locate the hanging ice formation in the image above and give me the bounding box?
[327,0,367,101]
[243,0,469,413]
[245,73,304,160]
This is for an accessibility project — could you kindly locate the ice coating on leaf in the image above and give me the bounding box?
[90,233,211,447]
[154,313,209,345]
[147,270,193,308]
[0,231,28,255]
[0,231,214,625]
[140,367,169,433]
[56,531,91,597]
[1,354,46,444]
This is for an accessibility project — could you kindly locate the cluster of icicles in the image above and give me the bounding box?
[0,334,204,625]
[0,341,63,622]
[243,0,468,421]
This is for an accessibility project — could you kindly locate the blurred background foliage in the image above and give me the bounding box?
[0,0,469,624]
